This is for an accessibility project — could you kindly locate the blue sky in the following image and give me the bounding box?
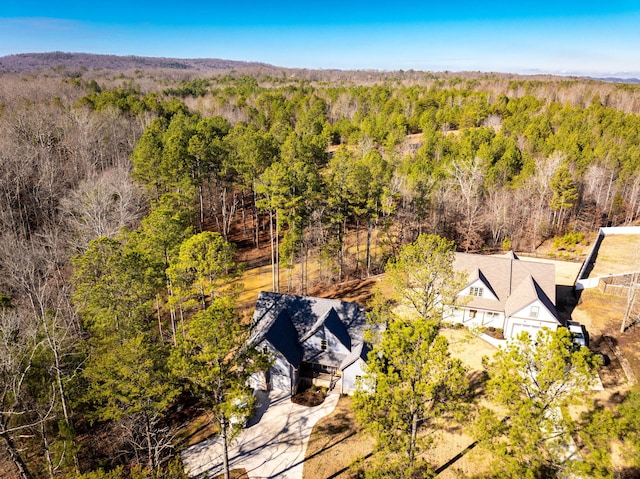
[2,1,640,77]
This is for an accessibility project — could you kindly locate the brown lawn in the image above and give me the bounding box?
[303,396,375,479]
[573,289,640,386]
[303,329,499,479]
[588,234,640,279]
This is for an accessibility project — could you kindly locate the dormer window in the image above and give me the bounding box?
[530,306,539,318]
[469,287,484,297]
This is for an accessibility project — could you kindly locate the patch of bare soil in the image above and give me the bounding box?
[213,469,248,479]
[291,384,327,407]
[169,393,220,448]
[303,396,375,479]
[310,275,381,307]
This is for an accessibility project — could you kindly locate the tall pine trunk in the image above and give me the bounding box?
[269,210,276,291]
[355,218,360,277]
[221,417,231,479]
[409,412,418,469]
[366,221,372,277]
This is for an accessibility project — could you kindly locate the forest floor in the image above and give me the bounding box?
[228,222,383,315]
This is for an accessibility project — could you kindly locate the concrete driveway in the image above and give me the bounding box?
[182,389,340,479]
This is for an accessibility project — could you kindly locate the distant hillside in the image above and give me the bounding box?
[0,52,274,72]
[595,76,640,84]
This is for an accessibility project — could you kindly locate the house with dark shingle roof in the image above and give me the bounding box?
[248,291,369,395]
[448,252,562,338]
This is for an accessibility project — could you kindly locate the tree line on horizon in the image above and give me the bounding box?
[1,69,640,477]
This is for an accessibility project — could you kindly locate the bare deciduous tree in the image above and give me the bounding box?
[60,166,146,250]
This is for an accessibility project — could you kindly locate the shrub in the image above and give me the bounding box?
[553,231,585,251]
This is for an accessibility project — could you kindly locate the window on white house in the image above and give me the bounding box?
[355,375,362,382]
[321,339,328,351]
[469,309,477,319]
[469,286,484,297]
[262,346,269,355]
[486,311,499,319]
[530,306,540,318]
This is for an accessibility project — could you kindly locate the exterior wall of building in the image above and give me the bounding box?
[510,300,557,323]
[505,300,559,338]
[342,359,367,395]
[257,341,298,394]
[460,279,498,300]
[446,307,505,329]
[249,371,267,391]
[302,326,350,363]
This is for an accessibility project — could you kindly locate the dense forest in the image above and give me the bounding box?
[2,58,640,478]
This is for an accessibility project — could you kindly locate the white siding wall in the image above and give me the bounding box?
[446,307,505,329]
[342,359,366,395]
[460,279,498,300]
[259,341,296,394]
[303,326,350,359]
[510,300,557,323]
[505,300,560,338]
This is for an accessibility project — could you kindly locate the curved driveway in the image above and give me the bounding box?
[182,390,340,479]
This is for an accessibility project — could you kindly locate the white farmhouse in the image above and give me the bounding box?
[448,252,562,338]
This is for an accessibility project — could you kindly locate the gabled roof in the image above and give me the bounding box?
[464,268,499,300]
[250,291,367,369]
[252,291,367,338]
[453,253,557,317]
[504,275,558,319]
[300,307,351,350]
[504,251,519,260]
[340,342,370,370]
[258,309,303,367]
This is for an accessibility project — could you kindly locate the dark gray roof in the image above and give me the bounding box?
[301,307,352,350]
[251,291,366,341]
[249,291,367,369]
[340,342,370,369]
[303,349,346,368]
[262,309,303,367]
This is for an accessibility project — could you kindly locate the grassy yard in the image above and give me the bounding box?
[302,310,638,477]
[303,329,499,479]
[303,396,375,479]
[588,234,640,278]
[573,288,640,386]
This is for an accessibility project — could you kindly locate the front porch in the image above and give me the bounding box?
[299,362,341,391]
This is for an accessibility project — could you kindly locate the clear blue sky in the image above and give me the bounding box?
[2,1,640,77]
